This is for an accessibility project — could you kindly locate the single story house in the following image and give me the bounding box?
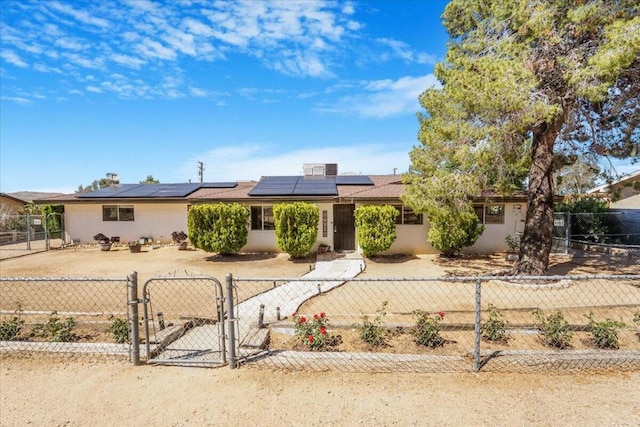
[586,170,640,209]
[0,193,28,215]
[35,164,529,255]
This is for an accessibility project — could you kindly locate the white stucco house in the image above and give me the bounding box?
[36,165,529,255]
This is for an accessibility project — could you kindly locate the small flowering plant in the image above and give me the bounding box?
[292,312,335,351]
[412,310,446,348]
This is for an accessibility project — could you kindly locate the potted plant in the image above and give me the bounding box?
[127,240,142,253]
[505,235,519,261]
[94,233,112,251]
[171,231,188,250]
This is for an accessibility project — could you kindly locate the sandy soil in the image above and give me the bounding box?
[1,247,640,426]
[0,353,638,426]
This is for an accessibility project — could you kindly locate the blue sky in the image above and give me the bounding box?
[0,0,450,193]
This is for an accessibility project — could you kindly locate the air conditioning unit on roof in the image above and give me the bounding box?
[303,163,338,176]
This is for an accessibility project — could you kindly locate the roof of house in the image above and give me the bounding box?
[587,170,640,194]
[0,193,28,204]
[34,175,530,204]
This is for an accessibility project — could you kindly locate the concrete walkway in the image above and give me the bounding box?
[235,254,366,343]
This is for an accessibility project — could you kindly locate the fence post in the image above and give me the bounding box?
[26,214,31,250]
[226,273,237,369]
[565,211,571,254]
[128,271,140,366]
[474,278,482,372]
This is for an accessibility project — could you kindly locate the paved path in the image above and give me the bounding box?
[235,255,366,341]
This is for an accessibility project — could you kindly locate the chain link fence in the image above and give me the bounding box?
[553,211,640,262]
[230,275,640,373]
[0,275,131,357]
[0,213,65,259]
[3,272,639,373]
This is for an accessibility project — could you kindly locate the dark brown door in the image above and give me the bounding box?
[333,204,355,251]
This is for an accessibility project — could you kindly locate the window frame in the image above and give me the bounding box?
[484,204,505,224]
[250,205,275,231]
[102,205,134,222]
[392,204,423,225]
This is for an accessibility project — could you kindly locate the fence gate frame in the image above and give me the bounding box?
[140,275,227,367]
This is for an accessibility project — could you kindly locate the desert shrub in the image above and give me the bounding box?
[412,310,445,348]
[0,304,25,341]
[356,300,388,347]
[292,312,337,351]
[585,314,625,349]
[31,312,76,342]
[532,309,572,349]
[481,304,507,341]
[274,202,319,258]
[109,316,129,344]
[188,203,249,254]
[427,207,484,257]
[354,205,398,257]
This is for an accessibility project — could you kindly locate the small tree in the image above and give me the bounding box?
[139,175,160,184]
[187,203,249,254]
[354,205,398,257]
[427,206,484,257]
[273,202,319,258]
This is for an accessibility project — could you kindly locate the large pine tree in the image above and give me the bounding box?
[404,0,639,274]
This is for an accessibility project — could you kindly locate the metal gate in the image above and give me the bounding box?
[0,213,64,251]
[142,276,226,367]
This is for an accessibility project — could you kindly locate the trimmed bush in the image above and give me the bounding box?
[273,202,319,258]
[187,203,249,254]
[427,206,484,257]
[354,205,398,257]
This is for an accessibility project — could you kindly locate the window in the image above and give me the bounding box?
[251,206,275,230]
[484,204,505,224]
[102,205,134,222]
[392,205,423,225]
[473,205,484,222]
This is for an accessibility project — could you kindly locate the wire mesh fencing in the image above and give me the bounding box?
[230,275,640,373]
[0,275,131,358]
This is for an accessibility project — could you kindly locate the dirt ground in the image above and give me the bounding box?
[1,246,640,426]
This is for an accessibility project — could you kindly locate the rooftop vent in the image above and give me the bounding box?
[303,163,338,176]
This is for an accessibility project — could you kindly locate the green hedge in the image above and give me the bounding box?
[187,203,249,254]
[273,202,319,258]
[354,205,399,257]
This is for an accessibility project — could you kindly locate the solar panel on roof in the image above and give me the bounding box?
[200,182,237,188]
[335,176,373,185]
[77,182,233,198]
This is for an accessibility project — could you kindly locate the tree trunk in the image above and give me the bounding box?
[511,120,563,275]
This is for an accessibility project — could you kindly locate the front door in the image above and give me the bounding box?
[333,204,355,251]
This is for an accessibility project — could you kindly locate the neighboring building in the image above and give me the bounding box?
[0,193,28,215]
[586,170,640,245]
[35,165,529,255]
[587,170,640,209]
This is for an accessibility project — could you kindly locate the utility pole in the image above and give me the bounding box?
[197,161,204,183]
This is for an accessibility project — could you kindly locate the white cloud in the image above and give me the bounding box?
[317,74,441,118]
[0,95,33,105]
[86,85,103,93]
[189,87,207,97]
[111,54,145,69]
[48,1,110,29]
[1,50,28,68]
[136,38,177,60]
[55,37,89,51]
[376,38,438,65]
[177,143,411,182]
